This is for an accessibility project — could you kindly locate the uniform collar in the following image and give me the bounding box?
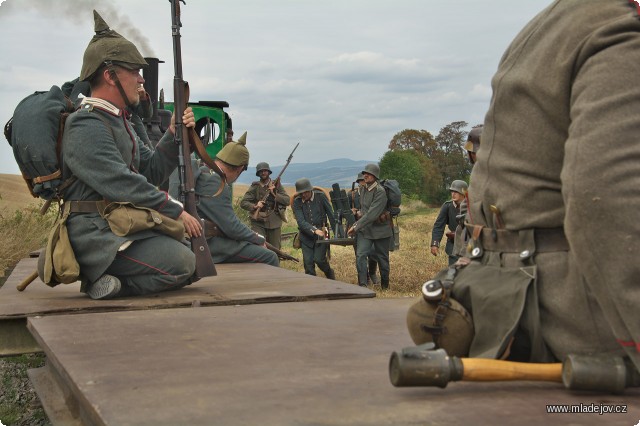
[80,97,121,116]
[365,181,378,191]
[303,192,315,203]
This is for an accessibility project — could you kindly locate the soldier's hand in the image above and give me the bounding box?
[314,229,325,237]
[430,246,439,256]
[180,211,202,238]
[169,107,196,134]
[255,201,265,210]
[347,225,356,236]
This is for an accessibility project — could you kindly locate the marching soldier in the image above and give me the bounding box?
[430,180,468,265]
[240,161,290,249]
[347,164,392,289]
[292,178,336,279]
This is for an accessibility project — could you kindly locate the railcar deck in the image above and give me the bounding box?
[0,257,373,356]
[26,298,639,426]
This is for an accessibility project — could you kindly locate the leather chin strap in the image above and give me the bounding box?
[104,61,134,110]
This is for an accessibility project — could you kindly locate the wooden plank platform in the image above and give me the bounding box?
[0,257,374,356]
[27,299,640,426]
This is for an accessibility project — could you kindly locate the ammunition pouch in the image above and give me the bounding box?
[98,201,185,241]
[376,210,391,224]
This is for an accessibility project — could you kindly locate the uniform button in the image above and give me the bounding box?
[519,250,530,258]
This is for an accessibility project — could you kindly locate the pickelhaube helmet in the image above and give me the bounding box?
[80,10,148,81]
[216,131,250,167]
[449,180,468,195]
[362,163,380,180]
[464,125,483,154]
[295,178,313,194]
[255,162,272,176]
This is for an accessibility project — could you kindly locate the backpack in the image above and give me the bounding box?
[380,179,402,216]
[4,84,80,201]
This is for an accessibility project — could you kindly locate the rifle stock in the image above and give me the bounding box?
[265,242,299,263]
[171,0,216,278]
[251,142,299,220]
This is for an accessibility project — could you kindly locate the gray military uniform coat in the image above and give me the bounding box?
[352,181,392,284]
[240,180,290,229]
[62,97,195,293]
[464,0,640,370]
[169,162,278,267]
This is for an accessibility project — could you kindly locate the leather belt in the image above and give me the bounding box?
[63,200,105,214]
[203,219,225,239]
[480,227,569,253]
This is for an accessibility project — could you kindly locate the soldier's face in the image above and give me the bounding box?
[451,191,464,203]
[116,66,145,105]
[362,173,375,185]
[302,190,312,201]
[259,170,270,181]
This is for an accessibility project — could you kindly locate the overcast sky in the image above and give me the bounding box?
[0,0,549,174]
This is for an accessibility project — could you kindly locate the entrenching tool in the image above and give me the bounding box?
[389,343,640,393]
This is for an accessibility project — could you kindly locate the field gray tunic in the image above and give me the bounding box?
[169,162,278,266]
[468,0,640,369]
[62,98,187,284]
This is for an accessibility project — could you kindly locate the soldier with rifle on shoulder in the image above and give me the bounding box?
[59,11,200,299]
[241,161,291,250]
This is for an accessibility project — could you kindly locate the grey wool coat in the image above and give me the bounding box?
[240,180,290,229]
[292,190,336,248]
[352,181,392,240]
[467,0,640,370]
[169,161,267,263]
[62,97,185,283]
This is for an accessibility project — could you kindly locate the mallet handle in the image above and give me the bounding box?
[16,270,39,292]
[462,358,562,382]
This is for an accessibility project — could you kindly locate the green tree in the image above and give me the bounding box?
[434,121,471,197]
[388,129,438,158]
[379,149,440,204]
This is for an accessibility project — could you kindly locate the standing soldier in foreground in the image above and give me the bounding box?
[292,178,336,279]
[169,133,279,267]
[347,164,392,289]
[241,161,290,249]
[61,11,200,299]
[430,180,468,266]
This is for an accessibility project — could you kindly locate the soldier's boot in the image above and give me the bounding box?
[325,268,336,280]
[381,278,389,290]
[358,271,368,287]
[368,260,380,285]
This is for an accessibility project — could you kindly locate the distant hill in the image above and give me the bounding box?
[237,158,375,189]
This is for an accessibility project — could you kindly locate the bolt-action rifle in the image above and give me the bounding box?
[170,0,217,279]
[251,142,299,221]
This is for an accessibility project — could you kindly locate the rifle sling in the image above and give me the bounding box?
[183,82,226,196]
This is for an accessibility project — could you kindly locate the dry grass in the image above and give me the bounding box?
[278,202,449,298]
[0,178,451,296]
